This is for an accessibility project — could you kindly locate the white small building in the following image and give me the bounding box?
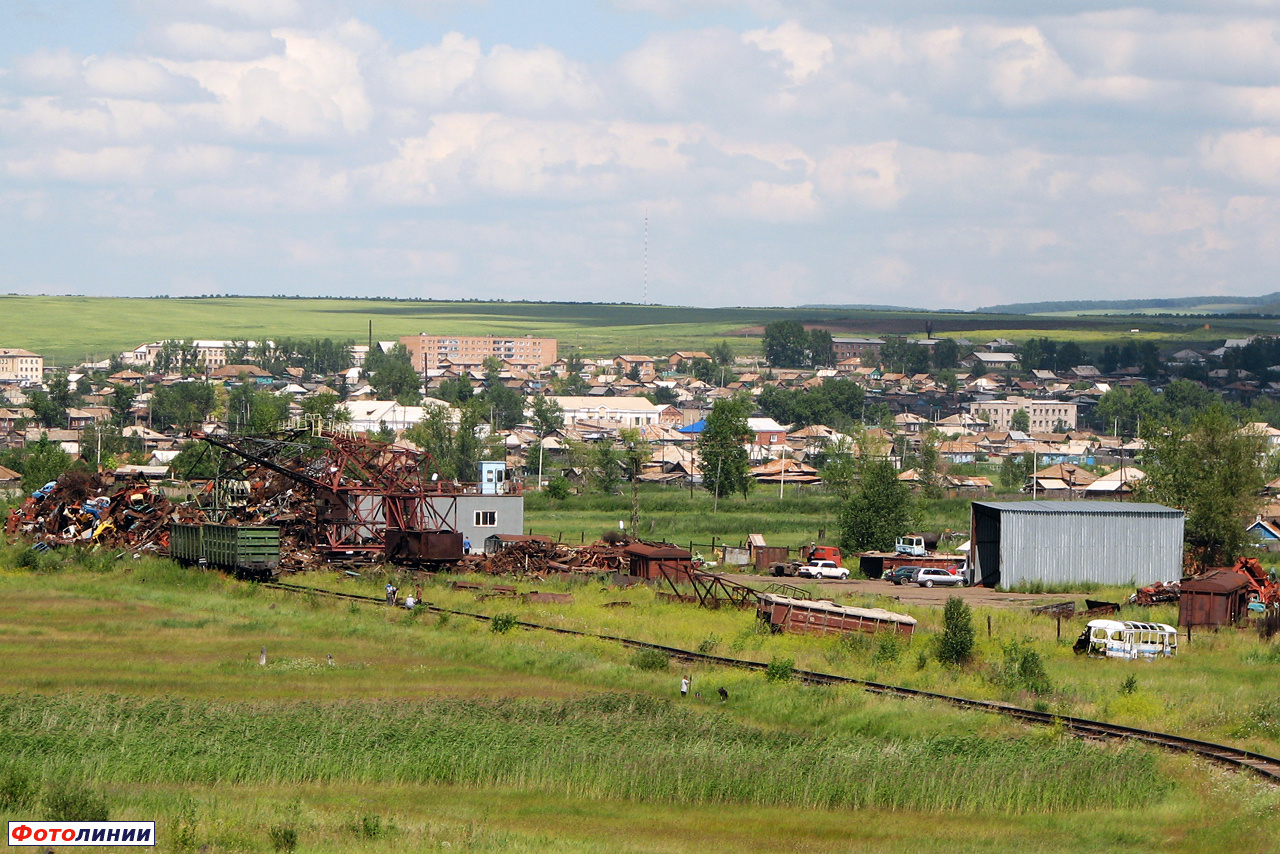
[547,396,662,428]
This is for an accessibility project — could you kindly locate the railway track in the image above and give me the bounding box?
[262,580,1280,782]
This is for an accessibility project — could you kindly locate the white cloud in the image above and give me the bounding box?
[148,23,284,61]
[1202,128,1280,186]
[743,21,833,83]
[815,142,903,208]
[387,32,482,104]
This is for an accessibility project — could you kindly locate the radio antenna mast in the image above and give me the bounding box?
[643,211,649,305]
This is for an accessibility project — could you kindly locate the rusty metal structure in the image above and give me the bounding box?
[193,429,463,564]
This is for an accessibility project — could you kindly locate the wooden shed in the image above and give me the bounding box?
[756,593,916,638]
[1179,570,1250,628]
[623,542,695,580]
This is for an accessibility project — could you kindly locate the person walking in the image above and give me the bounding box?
[385,581,396,606]
[680,675,690,698]
[463,535,472,555]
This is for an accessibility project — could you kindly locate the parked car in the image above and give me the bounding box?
[911,567,966,588]
[885,565,921,585]
[797,560,850,580]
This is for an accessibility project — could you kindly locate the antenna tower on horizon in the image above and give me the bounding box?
[643,211,649,305]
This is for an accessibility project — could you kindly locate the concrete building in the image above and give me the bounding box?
[400,335,556,373]
[124,340,256,370]
[968,501,1184,588]
[548,396,662,428]
[832,337,885,364]
[0,349,43,383]
[966,397,1078,431]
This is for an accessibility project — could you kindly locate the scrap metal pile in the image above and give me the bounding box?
[4,470,173,554]
[468,538,633,578]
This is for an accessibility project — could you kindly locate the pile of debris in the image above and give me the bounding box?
[467,537,633,578]
[1129,580,1181,605]
[4,470,173,555]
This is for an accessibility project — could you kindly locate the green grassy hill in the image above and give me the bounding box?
[7,295,1278,365]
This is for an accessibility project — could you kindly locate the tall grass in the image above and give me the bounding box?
[0,693,1166,814]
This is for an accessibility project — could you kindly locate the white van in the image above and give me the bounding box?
[1074,619,1178,660]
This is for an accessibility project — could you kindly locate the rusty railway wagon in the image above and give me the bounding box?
[756,593,916,638]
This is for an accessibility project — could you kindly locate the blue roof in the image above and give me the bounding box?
[678,419,707,434]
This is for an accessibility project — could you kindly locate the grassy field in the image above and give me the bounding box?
[3,551,1280,852]
[4,295,1277,365]
[523,487,978,552]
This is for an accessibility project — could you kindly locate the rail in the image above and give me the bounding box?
[260,580,1280,782]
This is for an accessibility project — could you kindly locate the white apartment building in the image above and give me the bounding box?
[123,340,263,370]
[967,397,1078,432]
[0,349,43,383]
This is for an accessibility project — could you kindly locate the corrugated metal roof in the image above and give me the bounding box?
[973,500,1181,516]
[756,594,917,625]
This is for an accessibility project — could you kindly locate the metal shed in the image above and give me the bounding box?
[969,501,1184,589]
[1179,570,1250,628]
[623,542,695,580]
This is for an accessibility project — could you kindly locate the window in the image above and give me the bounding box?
[474,511,496,527]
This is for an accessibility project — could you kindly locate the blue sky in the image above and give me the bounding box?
[4,1,1280,308]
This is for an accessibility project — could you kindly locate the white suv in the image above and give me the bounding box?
[797,560,850,580]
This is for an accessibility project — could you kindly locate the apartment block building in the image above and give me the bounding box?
[0,349,43,383]
[967,397,1078,432]
[401,335,556,372]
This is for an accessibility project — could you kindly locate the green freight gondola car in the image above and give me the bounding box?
[169,522,280,580]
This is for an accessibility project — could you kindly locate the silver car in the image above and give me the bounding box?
[911,567,965,588]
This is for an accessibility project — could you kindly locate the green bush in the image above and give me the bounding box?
[0,767,36,809]
[872,632,904,666]
[42,780,108,821]
[268,825,297,852]
[765,656,795,682]
[937,597,975,666]
[998,640,1053,696]
[696,634,721,654]
[545,476,571,500]
[353,814,383,839]
[490,613,518,634]
[630,648,669,671]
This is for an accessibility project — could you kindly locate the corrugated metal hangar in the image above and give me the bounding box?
[969,501,1184,589]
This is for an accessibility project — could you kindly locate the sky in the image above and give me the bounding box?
[4,1,1280,309]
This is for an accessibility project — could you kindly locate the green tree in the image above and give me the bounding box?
[762,320,809,368]
[837,459,912,552]
[404,401,485,482]
[696,395,753,501]
[529,395,565,437]
[999,452,1034,492]
[480,362,525,431]
[937,597,975,666]
[588,440,622,494]
[808,329,835,368]
[436,375,473,405]
[227,383,289,433]
[20,434,73,492]
[932,338,959,370]
[80,422,136,470]
[1139,406,1267,567]
[151,382,216,431]
[1010,408,1030,433]
[299,392,350,424]
[169,441,219,479]
[368,343,421,402]
[820,436,859,499]
[108,384,137,426]
[711,340,734,365]
[619,427,652,533]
